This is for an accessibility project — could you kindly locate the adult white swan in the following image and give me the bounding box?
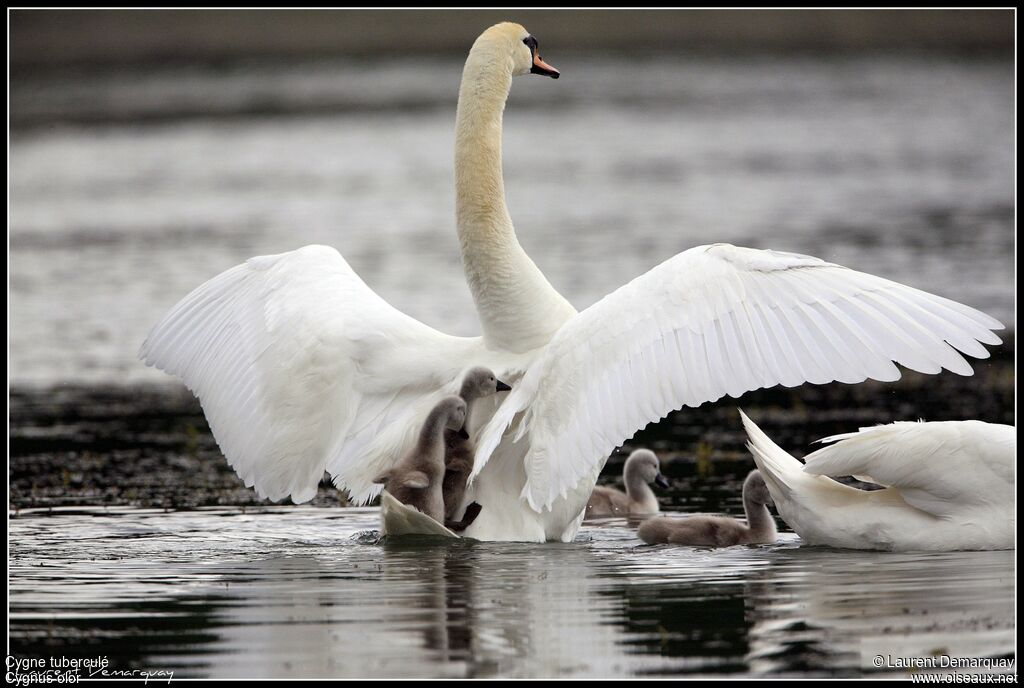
[141,22,1003,542]
[740,412,1014,551]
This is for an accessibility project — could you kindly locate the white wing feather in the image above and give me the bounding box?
[474,244,1003,512]
[140,244,479,504]
[802,421,1015,519]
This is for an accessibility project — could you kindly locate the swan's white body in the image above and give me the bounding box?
[741,412,1015,551]
[141,23,1004,543]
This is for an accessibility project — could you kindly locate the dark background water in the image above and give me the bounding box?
[8,9,1016,679]
[8,340,1015,512]
[10,10,1012,71]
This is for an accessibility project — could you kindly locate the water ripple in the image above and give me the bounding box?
[9,506,1014,678]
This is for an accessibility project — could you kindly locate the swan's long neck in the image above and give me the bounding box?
[454,42,575,353]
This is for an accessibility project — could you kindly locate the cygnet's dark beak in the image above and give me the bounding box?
[654,473,670,489]
[496,380,512,392]
[457,427,470,440]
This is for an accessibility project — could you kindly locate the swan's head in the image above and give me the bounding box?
[475,22,560,79]
[437,396,468,432]
[625,449,670,489]
[744,470,773,506]
[460,366,512,401]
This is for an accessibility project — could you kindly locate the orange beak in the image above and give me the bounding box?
[531,53,560,79]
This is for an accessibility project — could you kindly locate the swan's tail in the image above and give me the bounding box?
[738,409,806,503]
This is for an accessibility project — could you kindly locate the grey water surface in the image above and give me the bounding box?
[8,506,1015,678]
[9,54,1014,385]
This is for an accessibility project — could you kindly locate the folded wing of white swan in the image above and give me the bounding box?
[473,244,1003,517]
[740,411,1014,550]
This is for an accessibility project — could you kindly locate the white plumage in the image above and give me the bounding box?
[141,23,1004,542]
[472,245,1002,514]
[141,245,489,505]
[740,411,1014,551]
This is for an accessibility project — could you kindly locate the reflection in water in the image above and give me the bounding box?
[198,538,631,677]
[9,507,1014,678]
[742,549,1015,676]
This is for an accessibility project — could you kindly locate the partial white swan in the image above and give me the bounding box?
[141,22,1004,543]
[739,411,1014,551]
[637,470,777,546]
[585,449,668,517]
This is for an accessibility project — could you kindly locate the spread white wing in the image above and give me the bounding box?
[141,244,479,504]
[473,244,1003,511]
[802,421,1015,518]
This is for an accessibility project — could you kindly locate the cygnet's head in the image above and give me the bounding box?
[436,396,468,432]
[473,22,560,79]
[624,449,670,488]
[743,470,773,506]
[460,366,512,401]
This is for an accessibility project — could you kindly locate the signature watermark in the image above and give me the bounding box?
[6,655,173,685]
[873,656,1015,671]
[871,655,1016,683]
[910,674,1017,684]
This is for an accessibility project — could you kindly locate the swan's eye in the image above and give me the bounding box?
[523,36,538,54]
